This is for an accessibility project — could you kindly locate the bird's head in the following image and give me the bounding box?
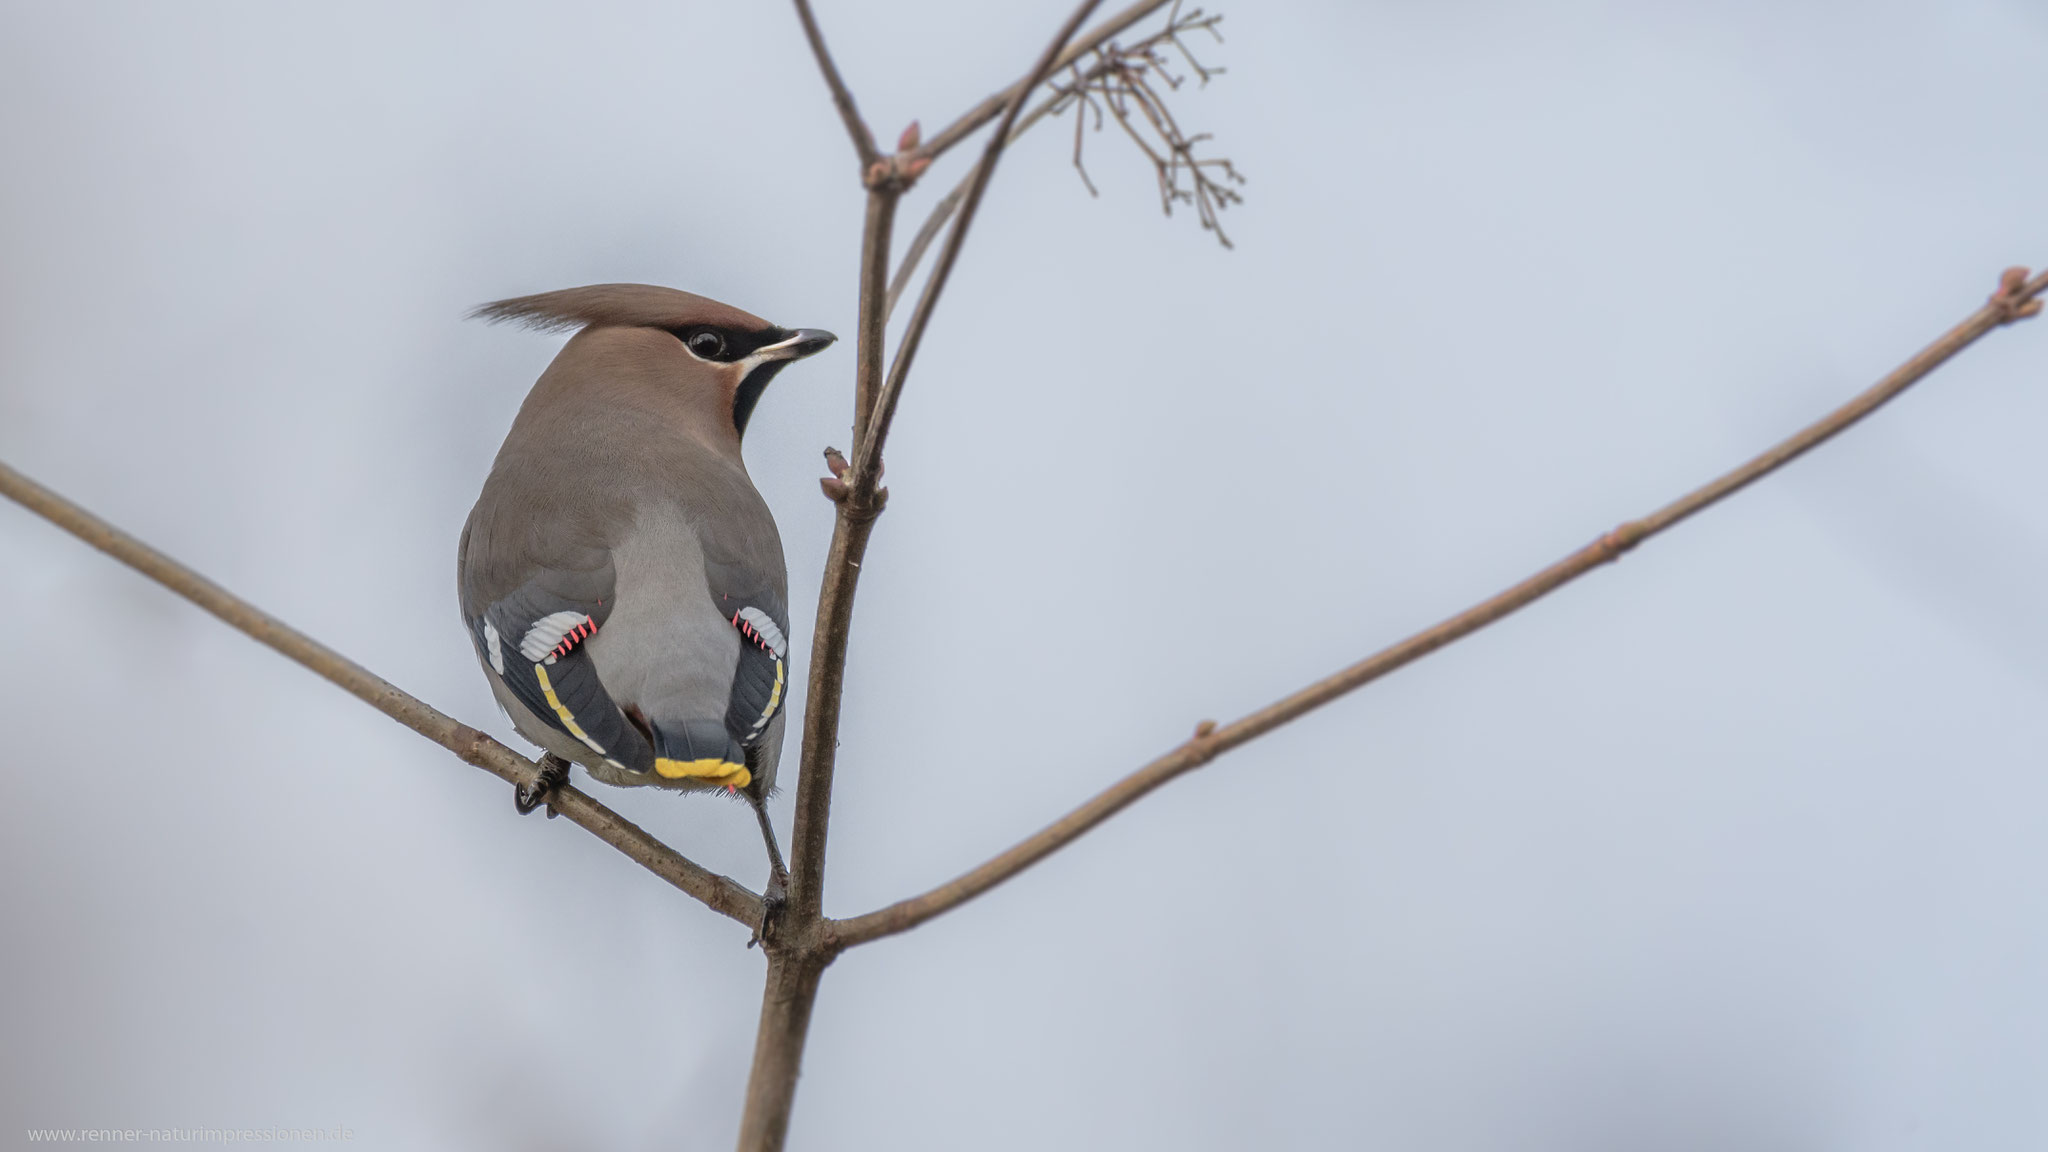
[668,322,838,438]
[472,283,836,440]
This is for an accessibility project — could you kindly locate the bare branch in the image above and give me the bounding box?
[853,0,1107,489]
[781,196,902,932]
[852,189,901,448]
[0,460,765,930]
[791,0,882,170]
[1047,4,1244,246]
[885,89,1073,323]
[916,0,1176,162]
[784,508,881,923]
[828,266,2048,949]
[883,131,1040,323]
[754,11,1122,1142]
[885,6,1237,321]
[791,2,1104,928]
[734,949,831,1152]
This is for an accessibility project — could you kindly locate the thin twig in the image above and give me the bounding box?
[1048,5,1243,246]
[916,0,1176,162]
[884,182,963,322]
[854,0,1107,489]
[828,266,2048,949]
[884,92,1061,323]
[791,0,881,169]
[886,6,1236,321]
[0,461,765,930]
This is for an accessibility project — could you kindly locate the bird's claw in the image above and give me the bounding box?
[748,869,790,950]
[515,754,571,817]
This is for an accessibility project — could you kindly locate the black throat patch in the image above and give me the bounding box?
[665,324,794,438]
[732,360,791,437]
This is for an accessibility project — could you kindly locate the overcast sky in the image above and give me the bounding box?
[4,1,2047,1149]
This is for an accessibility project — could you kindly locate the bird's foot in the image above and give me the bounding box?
[744,783,791,949]
[515,754,571,817]
[749,867,790,950]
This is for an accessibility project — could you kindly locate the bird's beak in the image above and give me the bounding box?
[752,328,837,363]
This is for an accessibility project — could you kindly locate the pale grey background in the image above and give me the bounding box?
[4,2,2046,1149]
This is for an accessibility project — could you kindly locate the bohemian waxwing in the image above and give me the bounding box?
[458,283,834,900]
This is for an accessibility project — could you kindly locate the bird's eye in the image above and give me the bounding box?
[686,330,727,360]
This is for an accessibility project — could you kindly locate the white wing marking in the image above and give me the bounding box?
[482,620,506,674]
[736,607,787,659]
[520,610,594,663]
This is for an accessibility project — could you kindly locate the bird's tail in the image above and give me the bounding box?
[649,719,752,789]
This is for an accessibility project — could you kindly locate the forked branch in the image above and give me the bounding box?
[827,266,2048,949]
[852,0,1109,488]
[785,0,1108,927]
[751,9,1123,1148]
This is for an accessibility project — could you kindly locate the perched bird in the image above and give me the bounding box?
[458,283,834,903]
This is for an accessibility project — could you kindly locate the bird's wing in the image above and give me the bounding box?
[458,517,656,774]
[702,551,792,753]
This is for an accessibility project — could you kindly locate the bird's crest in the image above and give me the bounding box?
[469,283,771,334]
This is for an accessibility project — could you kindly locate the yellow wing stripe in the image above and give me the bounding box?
[748,657,786,736]
[533,662,607,756]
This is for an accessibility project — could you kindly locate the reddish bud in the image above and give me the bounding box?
[898,120,922,152]
[1990,268,2041,323]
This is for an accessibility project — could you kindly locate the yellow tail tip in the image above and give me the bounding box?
[653,757,751,789]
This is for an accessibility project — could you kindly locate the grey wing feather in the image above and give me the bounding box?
[458,510,656,774]
[703,554,791,752]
